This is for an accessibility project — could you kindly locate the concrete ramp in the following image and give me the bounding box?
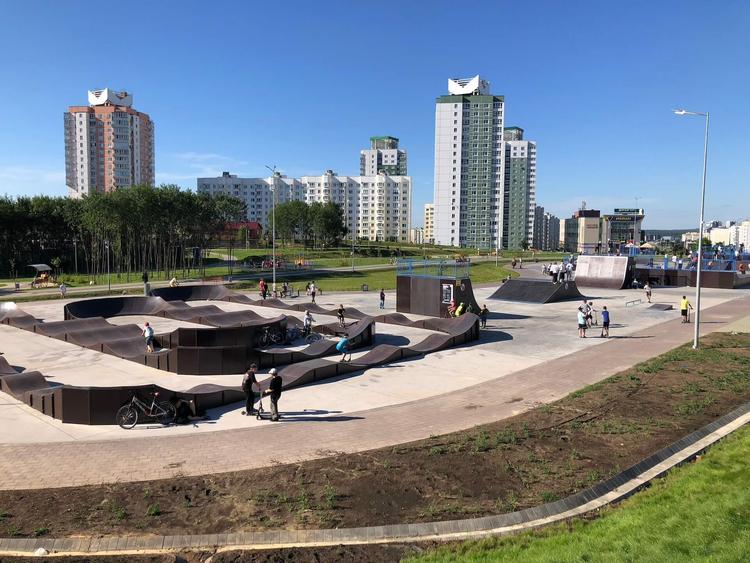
[575,255,634,290]
[489,279,585,304]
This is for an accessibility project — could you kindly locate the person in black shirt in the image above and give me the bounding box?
[480,305,489,328]
[337,304,345,327]
[266,368,282,421]
[241,364,258,416]
[379,289,385,309]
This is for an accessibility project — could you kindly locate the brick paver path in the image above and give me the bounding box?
[1,296,747,491]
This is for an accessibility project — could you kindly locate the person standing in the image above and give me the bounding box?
[379,288,386,309]
[302,310,314,337]
[600,306,610,338]
[644,282,652,303]
[337,304,346,327]
[480,304,489,328]
[336,336,352,362]
[142,322,155,353]
[59,282,67,299]
[265,368,282,421]
[566,261,574,281]
[310,281,317,304]
[577,307,587,338]
[259,278,267,300]
[680,295,693,323]
[241,364,258,416]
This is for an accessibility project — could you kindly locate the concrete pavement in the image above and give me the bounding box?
[0,282,747,489]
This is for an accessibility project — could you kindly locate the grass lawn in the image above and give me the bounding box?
[235,261,517,293]
[407,424,750,563]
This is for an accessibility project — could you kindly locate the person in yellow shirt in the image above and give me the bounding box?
[680,296,693,323]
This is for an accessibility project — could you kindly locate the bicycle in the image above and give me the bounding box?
[116,391,176,429]
[301,324,323,343]
[285,325,302,343]
[259,325,282,347]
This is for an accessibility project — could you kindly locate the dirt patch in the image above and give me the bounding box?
[1,333,749,540]
[0,544,426,563]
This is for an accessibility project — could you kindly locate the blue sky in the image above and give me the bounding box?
[0,0,748,228]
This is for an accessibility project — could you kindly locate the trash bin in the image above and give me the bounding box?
[361,284,369,292]
[144,282,151,296]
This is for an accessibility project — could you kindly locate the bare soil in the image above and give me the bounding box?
[1,333,749,541]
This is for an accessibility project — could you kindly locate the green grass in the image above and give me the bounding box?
[234,261,517,293]
[406,424,750,562]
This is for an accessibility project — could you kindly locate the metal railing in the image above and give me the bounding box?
[396,259,471,280]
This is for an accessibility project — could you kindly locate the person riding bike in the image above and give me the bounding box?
[302,310,314,337]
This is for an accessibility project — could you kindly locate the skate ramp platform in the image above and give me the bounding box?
[575,255,634,290]
[489,279,585,304]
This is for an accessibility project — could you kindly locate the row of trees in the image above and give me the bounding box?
[0,185,244,280]
[269,201,348,246]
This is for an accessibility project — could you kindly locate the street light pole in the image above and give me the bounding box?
[105,240,111,292]
[674,109,710,349]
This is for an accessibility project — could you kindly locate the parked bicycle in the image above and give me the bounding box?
[116,391,176,429]
[259,325,283,347]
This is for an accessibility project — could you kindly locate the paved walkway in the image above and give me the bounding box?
[1,295,747,490]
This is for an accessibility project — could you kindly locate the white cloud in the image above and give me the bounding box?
[0,166,66,197]
[157,152,252,187]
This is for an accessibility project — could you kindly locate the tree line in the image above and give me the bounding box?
[268,200,347,246]
[0,185,244,280]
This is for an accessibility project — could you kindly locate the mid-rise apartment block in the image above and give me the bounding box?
[423,203,435,244]
[198,171,411,242]
[65,89,154,198]
[503,127,536,249]
[433,75,505,249]
[360,136,407,176]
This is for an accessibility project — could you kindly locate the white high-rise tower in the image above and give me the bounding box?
[433,76,504,249]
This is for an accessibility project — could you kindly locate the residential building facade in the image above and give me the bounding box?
[423,203,435,244]
[503,127,536,249]
[360,136,407,176]
[433,75,505,249]
[65,89,154,198]
[533,206,560,251]
[197,171,412,242]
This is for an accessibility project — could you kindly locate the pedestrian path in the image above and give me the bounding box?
[1,296,746,490]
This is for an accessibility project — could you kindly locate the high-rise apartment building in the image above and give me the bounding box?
[503,127,536,249]
[433,77,538,250]
[198,171,411,242]
[64,89,155,198]
[433,76,504,249]
[423,203,435,244]
[360,136,407,176]
[532,207,560,251]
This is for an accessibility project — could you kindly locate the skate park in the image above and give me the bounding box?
[1,256,748,451]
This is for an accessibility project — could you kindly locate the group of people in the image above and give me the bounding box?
[258,279,294,300]
[576,300,610,338]
[241,364,283,422]
[544,262,574,283]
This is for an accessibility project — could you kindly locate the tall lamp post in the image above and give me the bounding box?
[105,240,111,292]
[673,108,710,349]
[265,165,278,291]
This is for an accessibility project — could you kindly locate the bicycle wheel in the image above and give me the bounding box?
[305,332,323,344]
[157,401,176,425]
[116,405,138,429]
[269,331,282,345]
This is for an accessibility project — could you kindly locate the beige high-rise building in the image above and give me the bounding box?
[65,89,155,198]
[423,203,435,244]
